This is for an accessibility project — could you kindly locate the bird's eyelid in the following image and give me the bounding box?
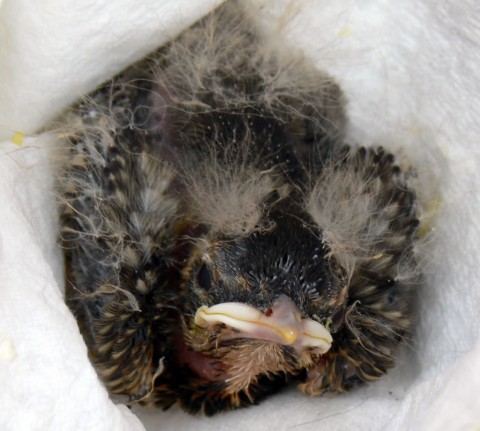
[196,263,213,290]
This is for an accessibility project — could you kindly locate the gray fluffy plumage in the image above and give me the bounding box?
[56,0,423,416]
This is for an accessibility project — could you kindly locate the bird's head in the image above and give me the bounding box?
[171,204,348,413]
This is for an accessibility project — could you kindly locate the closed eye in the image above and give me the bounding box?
[197,263,213,290]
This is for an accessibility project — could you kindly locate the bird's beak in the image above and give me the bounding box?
[194,295,332,353]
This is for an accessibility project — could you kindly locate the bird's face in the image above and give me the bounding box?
[174,207,348,409]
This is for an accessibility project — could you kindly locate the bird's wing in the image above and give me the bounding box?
[302,146,419,394]
[58,71,182,402]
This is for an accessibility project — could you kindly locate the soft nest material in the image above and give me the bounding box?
[1,1,479,430]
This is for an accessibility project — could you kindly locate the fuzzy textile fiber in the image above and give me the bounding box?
[1,1,479,430]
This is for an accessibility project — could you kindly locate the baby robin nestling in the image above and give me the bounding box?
[58,0,422,416]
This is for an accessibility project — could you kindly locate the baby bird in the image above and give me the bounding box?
[58,1,421,416]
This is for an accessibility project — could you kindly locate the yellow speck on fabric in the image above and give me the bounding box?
[339,27,352,37]
[11,131,25,146]
[417,196,442,238]
[0,337,16,362]
[409,125,421,135]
